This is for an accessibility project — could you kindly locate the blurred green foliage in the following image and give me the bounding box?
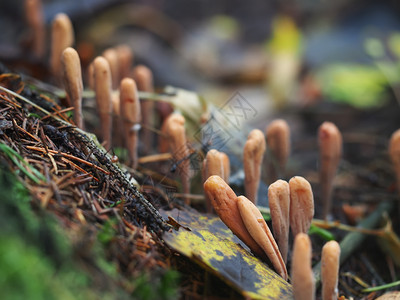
[97,218,118,245]
[267,16,303,55]
[0,159,180,300]
[316,33,400,109]
[316,64,389,108]
[0,160,100,300]
[132,271,180,300]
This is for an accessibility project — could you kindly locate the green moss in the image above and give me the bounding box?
[0,159,180,299]
[131,271,180,300]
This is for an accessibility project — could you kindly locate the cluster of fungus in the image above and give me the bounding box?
[28,4,162,173]
[203,119,345,299]
[22,1,400,299]
[43,8,344,293]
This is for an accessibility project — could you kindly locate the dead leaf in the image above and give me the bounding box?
[161,207,292,299]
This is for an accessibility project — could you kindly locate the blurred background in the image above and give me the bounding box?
[2,0,400,201]
[1,0,400,114]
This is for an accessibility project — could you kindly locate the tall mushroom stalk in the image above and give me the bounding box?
[24,0,45,58]
[133,65,154,154]
[221,152,230,183]
[237,195,288,280]
[265,119,290,183]
[202,149,230,213]
[93,56,113,150]
[203,175,266,259]
[204,175,288,279]
[164,113,191,204]
[120,78,141,168]
[50,13,74,86]
[61,47,83,129]
[244,129,266,204]
[268,179,290,263]
[103,48,119,90]
[291,233,315,300]
[289,176,314,237]
[321,240,341,300]
[389,129,400,193]
[319,121,342,220]
[115,45,133,80]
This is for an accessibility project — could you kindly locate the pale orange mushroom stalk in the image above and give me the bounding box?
[159,117,170,154]
[268,179,290,263]
[265,119,290,183]
[321,240,341,300]
[115,45,133,80]
[103,48,120,90]
[203,175,266,259]
[220,152,230,183]
[291,233,315,300]
[61,47,83,129]
[25,0,45,58]
[93,56,113,150]
[164,113,190,204]
[389,129,400,194]
[319,121,342,220]
[243,129,266,204]
[289,176,314,237]
[112,93,120,116]
[202,149,230,213]
[237,195,288,280]
[120,78,141,168]
[133,65,154,154]
[87,62,95,90]
[50,13,74,85]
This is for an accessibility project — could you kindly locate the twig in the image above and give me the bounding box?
[0,84,171,232]
[138,153,172,164]
[61,157,99,182]
[12,119,41,142]
[26,146,110,175]
[0,143,46,184]
[172,193,204,200]
[259,205,390,236]
[362,280,400,293]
